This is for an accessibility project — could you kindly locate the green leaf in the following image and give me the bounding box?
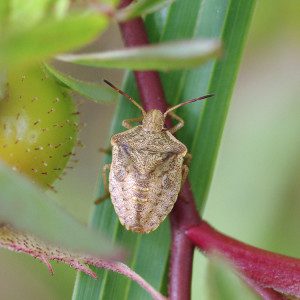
[5,0,70,27]
[73,0,256,299]
[45,64,116,103]
[51,0,70,18]
[0,14,108,69]
[8,0,53,28]
[0,161,118,258]
[0,0,9,26]
[116,0,174,22]
[206,256,259,300]
[57,39,221,71]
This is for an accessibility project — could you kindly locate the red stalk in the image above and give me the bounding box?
[187,221,300,298]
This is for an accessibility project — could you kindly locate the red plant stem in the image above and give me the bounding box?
[245,280,287,300]
[118,1,201,299]
[118,0,168,113]
[187,221,300,298]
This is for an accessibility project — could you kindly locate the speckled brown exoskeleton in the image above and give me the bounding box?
[96,80,213,233]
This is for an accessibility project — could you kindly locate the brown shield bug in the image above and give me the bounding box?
[96,80,213,233]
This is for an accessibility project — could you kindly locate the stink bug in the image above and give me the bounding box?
[96,80,213,233]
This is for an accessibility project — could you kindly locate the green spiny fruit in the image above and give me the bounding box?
[0,65,78,188]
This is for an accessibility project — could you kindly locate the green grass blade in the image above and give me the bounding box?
[73,0,255,298]
[206,257,260,300]
[57,39,221,71]
[45,64,116,103]
[0,161,117,257]
[178,1,256,211]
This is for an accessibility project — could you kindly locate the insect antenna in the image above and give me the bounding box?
[163,94,214,117]
[104,80,146,116]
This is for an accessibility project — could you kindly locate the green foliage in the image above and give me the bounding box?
[0,0,259,298]
[73,0,255,299]
[45,64,116,103]
[0,161,117,257]
[58,39,221,71]
[206,256,259,300]
[0,1,108,68]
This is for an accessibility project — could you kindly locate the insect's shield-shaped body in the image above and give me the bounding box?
[109,111,187,233]
[99,80,213,234]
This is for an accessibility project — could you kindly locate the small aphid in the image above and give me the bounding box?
[96,80,213,234]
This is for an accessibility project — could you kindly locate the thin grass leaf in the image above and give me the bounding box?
[57,39,221,71]
[206,256,259,300]
[45,64,116,103]
[0,161,118,257]
[73,0,256,299]
[116,0,174,22]
[0,14,108,68]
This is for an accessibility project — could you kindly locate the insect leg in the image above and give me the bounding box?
[181,164,189,188]
[95,163,111,204]
[99,146,112,155]
[168,111,184,134]
[122,116,143,129]
[184,152,192,166]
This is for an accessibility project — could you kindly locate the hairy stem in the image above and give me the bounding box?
[118,1,201,299]
[187,222,300,299]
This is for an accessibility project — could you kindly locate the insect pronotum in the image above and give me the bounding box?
[96,80,213,233]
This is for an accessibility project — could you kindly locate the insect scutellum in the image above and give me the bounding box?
[103,79,214,132]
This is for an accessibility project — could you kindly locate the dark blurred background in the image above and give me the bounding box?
[0,1,299,299]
